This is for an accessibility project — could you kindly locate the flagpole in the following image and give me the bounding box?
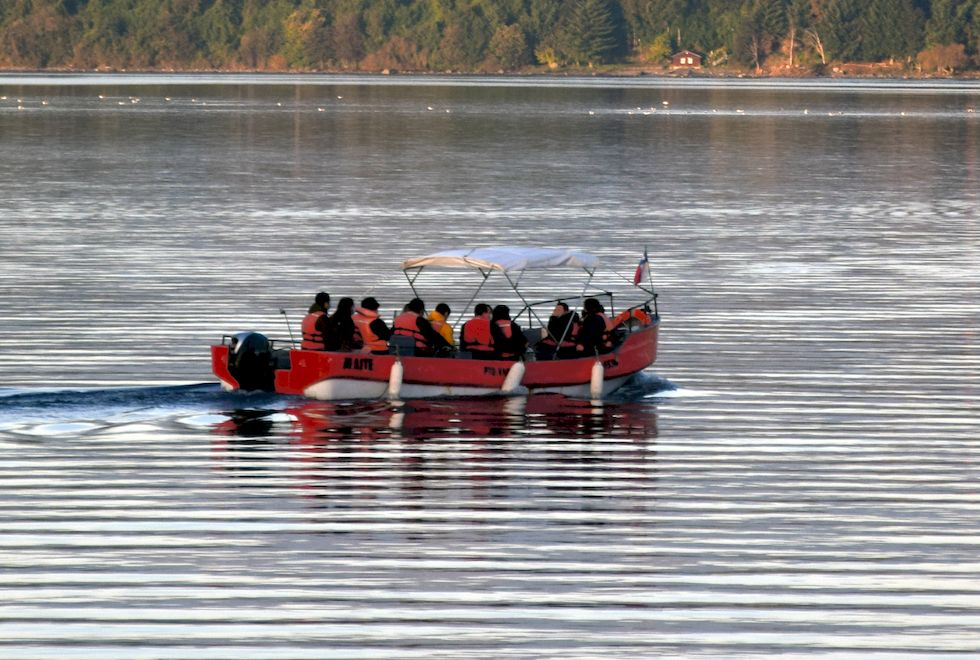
[644,245,658,318]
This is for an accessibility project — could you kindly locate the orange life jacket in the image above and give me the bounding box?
[301,311,325,349]
[393,311,428,350]
[494,319,522,359]
[461,317,493,352]
[352,308,388,353]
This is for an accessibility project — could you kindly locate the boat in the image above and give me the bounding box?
[210,247,660,401]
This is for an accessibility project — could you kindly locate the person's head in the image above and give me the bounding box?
[360,296,380,311]
[334,297,354,315]
[407,298,425,314]
[314,291,330,309]
[492,304,510,322]
[583,298,602,315]
[553,301,569,316]
[474,303,491,317]
[435,303,451,318]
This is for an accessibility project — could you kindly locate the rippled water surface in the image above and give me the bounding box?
[1,74,979,657]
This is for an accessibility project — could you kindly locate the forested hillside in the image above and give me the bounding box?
[2,0,978,74]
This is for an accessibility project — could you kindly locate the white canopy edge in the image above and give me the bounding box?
[401,247,599,273]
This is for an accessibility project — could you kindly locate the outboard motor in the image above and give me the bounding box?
[227,332,275,392]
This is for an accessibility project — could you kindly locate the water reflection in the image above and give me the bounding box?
[214,394,658,443]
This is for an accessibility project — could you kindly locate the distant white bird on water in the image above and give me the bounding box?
[337,95,343,99]
[317,107,325,112]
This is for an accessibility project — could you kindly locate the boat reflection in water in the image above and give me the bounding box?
[211,394,659,497]
[213,394,658,445]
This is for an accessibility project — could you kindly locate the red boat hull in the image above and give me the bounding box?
[212,324,657,400]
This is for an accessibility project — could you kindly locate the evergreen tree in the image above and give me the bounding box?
[564,0,621,66]
[925,0,968,46]
[862,0,924,60]
[818,0,864,61]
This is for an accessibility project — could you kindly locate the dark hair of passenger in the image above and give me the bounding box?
[315,291,330,307]
[360,297,380,311]
[333,297,354,316]
[435,303,451,316]
[492,304,510,321]
[407,298,425,314]
[556,302,569,313]
[583,298,602,315]
[474,303,490,316]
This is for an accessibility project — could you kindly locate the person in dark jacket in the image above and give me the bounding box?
[537,301,581,359]
[321,297,359,351]
[575,298,614,355]
[490,304,528,360]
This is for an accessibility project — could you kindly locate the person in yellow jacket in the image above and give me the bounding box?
[426,303,455,348]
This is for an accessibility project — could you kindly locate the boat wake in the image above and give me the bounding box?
[0,383,284,431]
[0,373,674,439]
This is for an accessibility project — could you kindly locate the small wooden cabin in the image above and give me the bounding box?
[671,50,702,68]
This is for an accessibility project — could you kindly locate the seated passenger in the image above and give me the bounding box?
[352,297,391,355]
[393,298,451,357]
[575,297,615,356]
[490,304,528,361]
[426,303,455,349]
[300,291,330,349]
[537,301,581,359]
[459,303,494,359]
[322,297,360,351]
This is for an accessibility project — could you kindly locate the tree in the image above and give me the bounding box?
[563,0,621,66]
[817,0,863,62]
[282,7,329,69]
[434,13,492,70]
[862,0,924,61]
[330,12,366,67]
[917,42,968,72]
[488,23,530,70]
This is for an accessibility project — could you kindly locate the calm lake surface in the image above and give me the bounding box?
[1,73,979,657]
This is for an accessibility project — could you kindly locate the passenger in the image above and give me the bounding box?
[575,297,614,355]
[352,297,391,355]
[460,303,494,359]
[322,297,360,351]
[490,304,528,361]
[537,301,581,359]
[300,291,330,349]
[427,303,455,348]
[393,298,451,357]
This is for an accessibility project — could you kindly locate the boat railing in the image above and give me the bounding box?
[514,291,658,340]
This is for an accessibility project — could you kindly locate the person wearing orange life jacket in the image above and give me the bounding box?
[490,304,528,361]
[575,297,615,355]
[426,303,455,348]
[352,297,391,355]
[393,298,450,357]
[300,291,330,349]
[460,303,494,359]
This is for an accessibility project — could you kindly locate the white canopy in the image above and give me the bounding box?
[401,247,599,273]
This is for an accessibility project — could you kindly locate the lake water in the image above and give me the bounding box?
[1,73,979,657]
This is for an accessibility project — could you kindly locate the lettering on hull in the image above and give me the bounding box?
[343,357,375,371]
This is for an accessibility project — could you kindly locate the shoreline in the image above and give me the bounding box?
[2,64,980,82]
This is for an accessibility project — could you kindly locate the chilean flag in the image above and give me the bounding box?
[633,252,650,285]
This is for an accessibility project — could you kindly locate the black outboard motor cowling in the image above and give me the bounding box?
[227,332,275,392]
